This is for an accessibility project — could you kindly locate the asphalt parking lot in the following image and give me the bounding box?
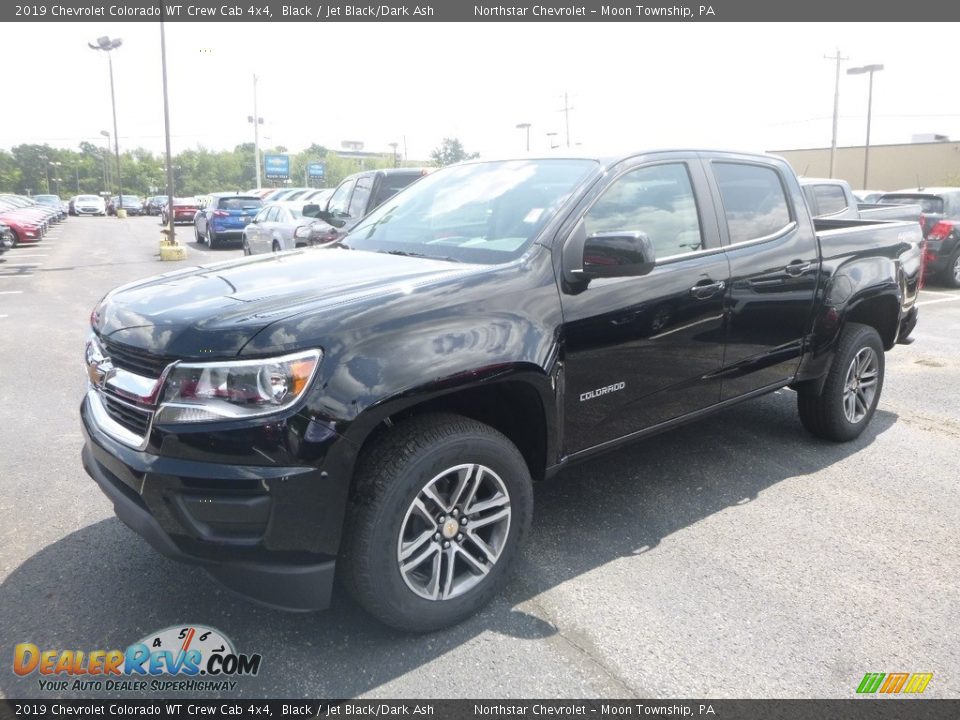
[0,216,958,700]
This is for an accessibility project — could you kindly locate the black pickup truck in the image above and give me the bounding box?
[81,150,921,631]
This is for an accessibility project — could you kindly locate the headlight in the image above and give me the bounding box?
[156,350,321,424]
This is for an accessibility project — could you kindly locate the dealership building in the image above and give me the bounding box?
[769,137,960,191]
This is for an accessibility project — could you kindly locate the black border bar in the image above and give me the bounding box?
[5,0,960,23]
[3,700,960,720]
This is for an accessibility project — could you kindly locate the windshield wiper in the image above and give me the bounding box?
[380,249,462,263]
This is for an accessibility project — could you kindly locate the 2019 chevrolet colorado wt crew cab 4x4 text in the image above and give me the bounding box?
[81,150,922,631]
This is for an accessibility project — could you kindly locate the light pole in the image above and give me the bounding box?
[248,74,264,189]
[546,132,559,150]
[40,155,50,193]
[99,130,111,191]
[515,122,531,152]
[389,142,399,167]
[89,36,124,215]
[49,162,62,196]
[847,63,884,189]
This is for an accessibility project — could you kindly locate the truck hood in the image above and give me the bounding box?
[93,248,479,358]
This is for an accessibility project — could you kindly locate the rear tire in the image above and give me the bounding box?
[797,322,885,442]
[242,238,252,256]
[9,230,18,248]
[272,240,281,253]
[943,249,960,288]
[207,226,218,249]
[341,413,533,632]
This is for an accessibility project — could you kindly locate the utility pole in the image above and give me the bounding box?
[248,75,264,189]
[558,92,574,148]
[824,49,848,178]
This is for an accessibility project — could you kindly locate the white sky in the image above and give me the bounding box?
[4,22,959,160]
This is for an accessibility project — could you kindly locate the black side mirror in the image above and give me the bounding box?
[575,231,656,279]
[302,203,344,228]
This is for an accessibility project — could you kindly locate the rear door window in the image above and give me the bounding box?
[218,197,262,212]
[713,163,792,244]
[812,184,848,216]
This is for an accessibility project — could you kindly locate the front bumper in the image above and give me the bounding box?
[80,393,351,611]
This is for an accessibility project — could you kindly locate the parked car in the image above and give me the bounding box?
[0,195,57,228]
[800,178,920,221]
[144,196,167,216]
[242,201,313,255]
[73,194,107,216]
[193,192,263,248]
[161,197,202,226]
[261,187,310,203]
[0,203,44,246]
[33,194,67,219]
[879,187,960,287]
[0,221,13,255]
[81,150,921,631]
[107,195,144,216]
[303,168,429,244]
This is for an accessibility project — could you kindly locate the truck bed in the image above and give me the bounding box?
[815,217,923,309]
[856,202,922,222]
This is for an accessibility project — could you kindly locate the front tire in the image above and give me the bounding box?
[797,322,885,442]
[341,413,533,632]
[242,237,252,256]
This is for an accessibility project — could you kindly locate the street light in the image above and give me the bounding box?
[88,35,124,215]
[515,122,531,152]
[99,130,111,190]
[248,74,264,189]
[847,63,884,188]
[48,162,62,196]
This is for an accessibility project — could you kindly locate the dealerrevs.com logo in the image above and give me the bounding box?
[13,625,262,693]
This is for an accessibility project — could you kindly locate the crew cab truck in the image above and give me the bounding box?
[800,177,921,222]
[878,187,960,287]
[80,151,921,631]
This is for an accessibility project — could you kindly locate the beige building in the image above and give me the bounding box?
[769,141,960,191]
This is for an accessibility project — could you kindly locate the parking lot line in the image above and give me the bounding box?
[7,254,48,258]
[0,291,24,295]
[918,288,957,297]
[0,276,31,280]
[916,296,960,307]
[1,263,42,268]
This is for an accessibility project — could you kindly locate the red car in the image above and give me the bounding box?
[161,197,201,225]
[0,213,43,246]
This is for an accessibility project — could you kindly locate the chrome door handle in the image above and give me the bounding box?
[785,261,812,276]
[690,280,726,299]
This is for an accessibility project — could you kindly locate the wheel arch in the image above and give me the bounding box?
[341,369,557,491]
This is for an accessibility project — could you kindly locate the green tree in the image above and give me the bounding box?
[430,137,479,167]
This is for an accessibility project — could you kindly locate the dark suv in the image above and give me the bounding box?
[879,187,960,287]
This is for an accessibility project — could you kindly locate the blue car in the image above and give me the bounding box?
[194,193,263,248]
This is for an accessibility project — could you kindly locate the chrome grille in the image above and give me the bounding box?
[102,340,173,379]
[101,394,152,437]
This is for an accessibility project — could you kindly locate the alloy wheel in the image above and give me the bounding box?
[843,347,879,423]
[396,463,511,601]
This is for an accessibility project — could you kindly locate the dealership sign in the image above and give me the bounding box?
[264,154,289,179]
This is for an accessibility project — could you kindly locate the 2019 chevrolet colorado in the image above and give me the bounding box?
[81,150,922,631]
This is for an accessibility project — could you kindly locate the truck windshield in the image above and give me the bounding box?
[342,159,598,264]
